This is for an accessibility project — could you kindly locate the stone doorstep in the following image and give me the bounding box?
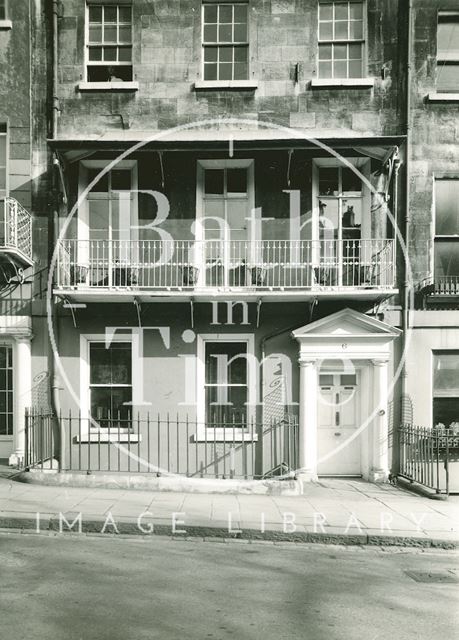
[0,514,457,550]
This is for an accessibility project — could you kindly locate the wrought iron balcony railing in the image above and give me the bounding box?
[55,238,395,293]
[0,197,33,266]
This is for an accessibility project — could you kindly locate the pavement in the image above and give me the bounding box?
[0,466,458,547]
[1,533,458,640]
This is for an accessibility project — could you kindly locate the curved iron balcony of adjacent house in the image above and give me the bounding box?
[0,197,34,267]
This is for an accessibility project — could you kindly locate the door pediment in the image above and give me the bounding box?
[292,308,401,341]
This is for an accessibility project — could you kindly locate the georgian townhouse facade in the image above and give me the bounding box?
[1,0,457,486]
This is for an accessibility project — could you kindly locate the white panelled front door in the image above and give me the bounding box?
[317,372,361,476]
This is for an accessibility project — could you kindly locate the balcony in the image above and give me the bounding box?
[417,276,459,309]
[54,238,396,302]
[0,197,33,267]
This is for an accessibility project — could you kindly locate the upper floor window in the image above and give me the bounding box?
[437,12,459,92]
[86,2,133,82]
[318,1,365,79]
[202,2,249,81]
[434,179,459,281]
[0,1,6,21]
[0,124,7,200]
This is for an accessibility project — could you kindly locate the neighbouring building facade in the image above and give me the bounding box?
[0,0,457,485]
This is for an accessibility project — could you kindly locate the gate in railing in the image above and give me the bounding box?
[24,409,58,471]
[24,410,299,480]
[398,424,458,495]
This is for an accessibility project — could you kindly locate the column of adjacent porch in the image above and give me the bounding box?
[297,357,318,482]
[369,358,390,482]
[9,336,32,467]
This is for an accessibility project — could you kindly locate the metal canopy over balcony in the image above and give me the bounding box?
[0,198,33,267]
[54,238,396,303]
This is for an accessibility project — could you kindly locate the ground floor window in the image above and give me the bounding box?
[0,345,12,435]
[205,340,248,426]
[433,351,459,429]
[89,341,132,427]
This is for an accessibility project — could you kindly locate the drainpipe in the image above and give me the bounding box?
[49,0,63,466]
[398,1,412,463]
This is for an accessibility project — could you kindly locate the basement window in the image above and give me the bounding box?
[85,2,133,83]
[436,12,459,92]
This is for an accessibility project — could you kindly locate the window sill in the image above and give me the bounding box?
[427,92,459,102]
[75,432,141,443]
[0,435,13,441]
[194,80,258,91]
[310,77,375,88]
[191,432,259,443]
[77,81,139,92]
[0,19,12,30]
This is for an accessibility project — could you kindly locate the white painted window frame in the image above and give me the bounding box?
[79,332,141,442]
[196,158,255,285]
[311,0,374,87]
[311,157,371,272]
[77,159,138,282]
[432,175,459,281]
[195,332,257,441]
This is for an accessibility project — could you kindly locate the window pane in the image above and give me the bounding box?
[103,47,117,61]
[319,374,334,386]
[319,44,332,60]
[219,24,233,43]
[90,343,131,385]
[205,342,247,384]
[87,168,109,192]
[204,24,217,42]
[0,136,6,165]
[234,46,247,62]
[219,62,233,80]
[435,180,459,234]
[104,6,117,23]
[433,352,459,394]
[335,4,349,20]
[341,374,357,386]
[319,4,333,20]
[89,26,102,43]
[88,46,102,61]
[335,21,349,39]
[89,6,102,23]
[333,60,347,78]
[433,398,459,428]
[104,26,117,43]
[319,168,339,195]
[350,3,363,20]
[220,47,233,62]
[319,60,332,78]
[349,20,363,40]
[334,43,347,59]
[118,47,132,62]
[234,23,247,42]
[205,169,224,195]
[227,168,247,194]
[319,22,333,40]
[204,4,218,23]
[233,62,248,80]
[348,59,362,77]
[111,169,131,191]
[204,63,218,80]
[437,63,459,92]
[342,167,362,194]
[91,387,132,422]
[348,42,362,59]
[437,17,459,59]
[204,46,218,62]
[118,7,131,23]
[119,26,131,43]
[434,242,459,278]
[319,198,339,235]
[219,5,233,23]
[234,5,247,22]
